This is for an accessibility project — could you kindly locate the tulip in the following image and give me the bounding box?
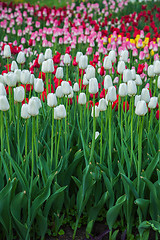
[21,70,31,85]
[76,52,83,63]
[14,69,21,83]
[123,69,132,83]
[78,93,86,105]
[73,82,79,92]
[89,78,98,94]
[47,93,57,107]
[14,86,25,102]
[56,67,63,79]
[141,88,150,103]
[134,95,141,107]
[5,72,17,87]
[135,74,142,86]
[44,48,52,60]
[21,104,31,119]
[86,65,95,80]
[0,83,6,96]
[131,69,136,80]
[11,61,18,71]
[0,96,10,111]
[64,53,71,66]
[28,98,40,116]
[148,65,155,77]
[38,53,45,65]
[107,86,117,102]
[91,105,100,118]
[103,56,112,70]
[34,78,44,93]
[61,81,71,95]
[56,86,64,98]
[0,75,5,85]
[46,59,54,73]
[119,83,127,97]
[154,61,160,75]
[95,131,100,140]
[117,61,125,74]
[42,60,48,73]
[148,97,158,109]
[120,50,129,62]
[157,76,160,89]
[104,75,113,90]
[79,55,88,69]
[54,104,66,120]
[17,51,26,64]
[99,98,107,111]
[83,74,89,86]
[135,100,148,116]
[127,80,137,96]
[4,44,11,58]
[108,50,116,63]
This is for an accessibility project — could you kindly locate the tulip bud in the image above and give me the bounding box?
[11,61,18,71]
[28,98,39,116]
[0,96,10,111]
[157,76,160,89]
[0,83,6,96]
[42,61,48,73]
[21,70,31,84]
[86,65,95,80]
[131,69,136,80]
[21,104,31,119]
[54,104,66,119]
[108,50,116,63]
[135,74,142,86]
[4,44,11,58]
[44,48,52,60]
[123,69,132,83]
[154,61,160,75]
[73,82,79,92]
[99,98,107,111]
[120,50,128,62]
[148,65,155,77]
[118,83,127,97]
[76,52,83,63]
[117,61,125,74]
[17,51,25,64]
[103,56,112,70]
[78,93,86,105]
[14,86,25,102]
[127,80,137,96]
[34,78,44,93]
[47,93,57,107]
[148,97,158,109]
[30,74,35,85]
[14,69,21,83]
[6,72,17,87]
[95,131,100,140]
[56,67,63,79]
[61,81,71,95]
[79,55,88,69]
[107,86,117,102]
[89,78,98,94]
[134,95,141,107]
[0,75,5,85]
[46,59,54,73]
[64,53,71,65]
[104,75,113,90]
[68,87,74,99]
[91,106,100,118]
[56,86,64,98]
[135,100,148,116]
[83,74,89,85]
[141,88,150,103]
[38,53,44,64]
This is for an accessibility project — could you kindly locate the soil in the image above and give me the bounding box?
[45,222,160,240]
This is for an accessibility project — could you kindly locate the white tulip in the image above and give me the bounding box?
[73,82,79,92]
[4,44,11,58]
[117,61,125,74]
[103,56,112,70]
[107,86,117,102]
[134,95,141,107]
[148,97,158,109]
[47,93,57,107]
[14,86,25,102]
[0,96,9,111]
[76,52,83,63]
[135,74,142,86]
[99,98,107,111]
[89,78,98,94]
[11,61,18,71]
[127,80,137,96]
[56,67,63,79]
[21,70,31,84]
[21,104,31,119]
[54,104,66,119]
[86,65,95,80]
[61,81,71,95]
[0,83,6,96]
[135,100,148,116]
[17,51,25,64]
[123,69,132,83]
[56,86,64,98]
[91,105,100,118]
[34,78,44,93]
[64,53,71,65]
[104,75,112,90]
[78,93,86,105]
[118,83,127,97]
[141,88,150,103]
[44,48,52,60]
[79,55,88,69]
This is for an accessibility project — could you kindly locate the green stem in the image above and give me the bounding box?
[137,116,144,195]
[130,96,134,177]
[66,65,69,82]
[51,108,54,170]
[46,73,49,95]
[109,102,112,183]
[80,69,83,93]
[0,111,3,171]
[5,112,12,176]
[121,98,124,164]
[17,103,20,164]
[100,111,103,164]
[56,120,62,169]
[89,94,96,164]
[118,74,122,120]
[65,97,68,151]
[8,87,12,122]
[25,119,28,175]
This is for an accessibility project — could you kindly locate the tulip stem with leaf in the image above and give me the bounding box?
[89,94,96,164]
[17,102,20,164]
[56,119,62,170]
[5,111,12,175]
[100,111,103,164]
[130,96,134,177]
[51,108,54,169]
[108,102,113,183]
[65,97,68,151]
[118,74,122,120]
[0,111,3,171]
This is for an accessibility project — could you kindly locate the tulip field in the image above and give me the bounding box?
[1,0,160,239]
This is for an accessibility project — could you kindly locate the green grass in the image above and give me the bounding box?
[3,0,73,8]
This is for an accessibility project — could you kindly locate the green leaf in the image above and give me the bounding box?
[6,152,29,193]
[102,172,114,207]
[135,198,150,219]
[144,152,159,180]
[106,194,126,230]
[10,192,28,239]
[71,176,81,188]
[121,173,139,199]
